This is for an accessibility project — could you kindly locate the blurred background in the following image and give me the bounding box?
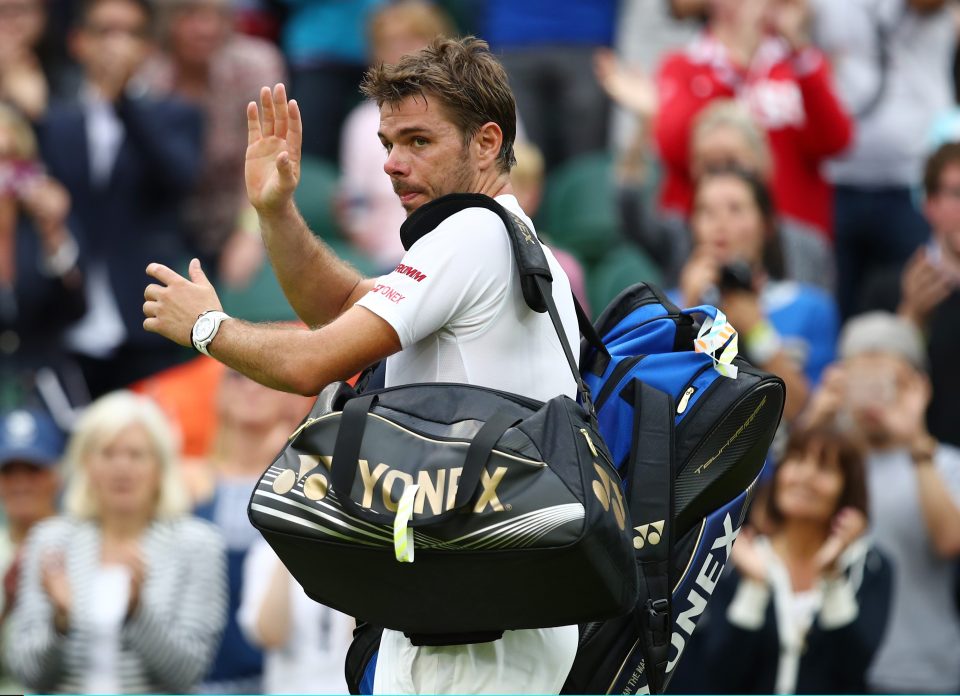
[1,0,960,693]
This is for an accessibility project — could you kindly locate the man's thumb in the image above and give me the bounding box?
[189,258,212,287]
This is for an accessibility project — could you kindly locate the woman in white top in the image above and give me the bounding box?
[669,424,893,694]
[4,391,228,694]
[238,537,354,694]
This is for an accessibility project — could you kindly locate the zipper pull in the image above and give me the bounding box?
[580,428,599,457]
[677,386,696,415]
[288,416,320,441]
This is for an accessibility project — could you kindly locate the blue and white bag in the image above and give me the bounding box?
[562,283,785,694]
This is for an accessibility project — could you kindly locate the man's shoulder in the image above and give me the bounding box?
[409,202,515,254]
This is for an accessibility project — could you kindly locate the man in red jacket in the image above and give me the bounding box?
[654,0,852,238]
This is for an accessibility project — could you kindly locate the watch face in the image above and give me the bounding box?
[194,315,215,341]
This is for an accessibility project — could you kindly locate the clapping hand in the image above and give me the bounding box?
[115,542,146,618]
[879,369,933,448]
[19,175,70,248]
[814,506,867,574]
[767,0,813,51]
[898,246,955,328]
[802,364,847,429]
[41,550,71,633]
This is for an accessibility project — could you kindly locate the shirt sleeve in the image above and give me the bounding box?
[934,445,960,509]
[354,207,513,348]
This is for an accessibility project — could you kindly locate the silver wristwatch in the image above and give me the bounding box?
[191,310,231,357]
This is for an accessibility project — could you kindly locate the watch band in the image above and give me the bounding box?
[192,310,231,357]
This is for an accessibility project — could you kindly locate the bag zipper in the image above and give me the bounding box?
[290,411,546,467]
[580,427,618,472]
[676,387,696,415]
[675,373,724,438]
[673,362,716,417]
[579,428,599,457]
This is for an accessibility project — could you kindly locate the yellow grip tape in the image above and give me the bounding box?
[394,483,419,563]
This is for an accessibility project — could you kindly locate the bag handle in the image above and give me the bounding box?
[329,394,521,527]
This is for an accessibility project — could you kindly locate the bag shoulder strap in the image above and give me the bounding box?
[622,379,675,695]
[398,193,604,412]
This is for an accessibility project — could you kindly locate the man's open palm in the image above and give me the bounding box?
[246,83,302,213]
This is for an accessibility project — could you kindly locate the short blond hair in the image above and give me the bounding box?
[511,141,545,189]
[692,100,771,176]
[368,0,454,51]
[0,102,37,160]
[63,391,190,520]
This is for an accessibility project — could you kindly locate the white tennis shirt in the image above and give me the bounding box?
[355,194,580,694]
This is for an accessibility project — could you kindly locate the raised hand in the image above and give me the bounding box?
[801,363,847,429]
[767,0,813,51]
[593,48,658,120]
[679,251,719,308]
[20,175,70,243]
[246,83,302,215]
[898,246,955,328]
[730,527,768,583]
[880,370,933,448]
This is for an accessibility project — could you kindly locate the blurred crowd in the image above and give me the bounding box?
[2,0,960,693]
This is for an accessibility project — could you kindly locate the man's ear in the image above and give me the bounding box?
[473,121,503,171]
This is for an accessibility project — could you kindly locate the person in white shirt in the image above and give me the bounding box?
[237,538,353,695]
[141,36,581,694]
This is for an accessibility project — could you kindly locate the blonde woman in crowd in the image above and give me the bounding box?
[4,391,228,693]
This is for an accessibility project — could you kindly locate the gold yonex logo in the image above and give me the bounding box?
[272,454,330,501]
[592,463,626,531]
[272,454,508,514]
[633,520,665,549]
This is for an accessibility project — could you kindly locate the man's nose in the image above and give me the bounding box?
[384,147,409,177]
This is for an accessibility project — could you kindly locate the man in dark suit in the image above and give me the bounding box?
[38,0,203,397]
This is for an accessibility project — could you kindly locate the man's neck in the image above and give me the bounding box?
[472,171,513,203]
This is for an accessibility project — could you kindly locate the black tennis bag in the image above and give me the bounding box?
[248,194,638,641]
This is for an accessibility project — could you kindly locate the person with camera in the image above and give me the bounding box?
[676,166,838,422]
[142,37,580,694]
[802,312,960,694]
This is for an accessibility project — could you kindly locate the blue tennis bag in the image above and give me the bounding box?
[560,283,785,695]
